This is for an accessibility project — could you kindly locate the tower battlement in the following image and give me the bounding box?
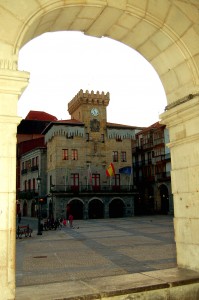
[68,89,110,115]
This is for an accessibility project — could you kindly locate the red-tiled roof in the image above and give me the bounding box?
[25,111,57,121]
[136,121,165,135]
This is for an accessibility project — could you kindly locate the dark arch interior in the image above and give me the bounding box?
[109,198,125,218]
[88,199,104,219]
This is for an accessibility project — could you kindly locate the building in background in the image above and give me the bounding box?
[132,122,173,215]
[43,90,143,219]
[17,111,57,217]
[17,90,173,220]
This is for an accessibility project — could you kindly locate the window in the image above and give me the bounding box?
[62,149,68,160]
[72,149,78,160]
[33,178,36,190]
[32,157,35,167]
[113,151,118,162]
[24,180,27,191]
[25,159,31,171]
[92,174,100,191]
[121,151,127,162]
[28,179,31,191]
[71,173,79,192]
[101,134,104,143]
[113,174,120,191]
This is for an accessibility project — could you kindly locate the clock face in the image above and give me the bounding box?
[91,108,99,116]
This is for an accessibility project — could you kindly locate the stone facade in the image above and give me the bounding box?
[44,90,142,219]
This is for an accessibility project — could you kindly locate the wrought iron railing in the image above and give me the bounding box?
[51,184,136,193]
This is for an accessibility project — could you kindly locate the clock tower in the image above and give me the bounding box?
[68,89,110,135]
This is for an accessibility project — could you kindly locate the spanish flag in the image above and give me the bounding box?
[106,163,115,177]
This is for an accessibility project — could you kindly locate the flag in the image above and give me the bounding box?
[119,166,132,175]
[106,163,115,177]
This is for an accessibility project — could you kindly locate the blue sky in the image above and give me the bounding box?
[18,31,167,127]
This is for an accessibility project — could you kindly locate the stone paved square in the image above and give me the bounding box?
[16,216,177,287]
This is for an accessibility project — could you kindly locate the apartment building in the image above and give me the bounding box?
[132,122,173,215]
[17,111,57,217]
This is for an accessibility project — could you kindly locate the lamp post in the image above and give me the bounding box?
[37,176,42,235]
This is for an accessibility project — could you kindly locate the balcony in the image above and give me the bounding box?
[156,172,171,181]
[18,189,38,199]
[154,153,171,163]
[21,169,27,175]
[31,165,39,172]
[50,184,137,195]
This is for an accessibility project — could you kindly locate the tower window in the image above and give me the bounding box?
[72,149,78,160]
[62,149,68,160]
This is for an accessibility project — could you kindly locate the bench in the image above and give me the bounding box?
[16,225,33,239]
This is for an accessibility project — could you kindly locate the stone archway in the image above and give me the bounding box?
[88,198,104,219]
[109,198,125,218]
[68,199,84,220]
[0,1,198,299]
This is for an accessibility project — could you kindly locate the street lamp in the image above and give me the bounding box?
[37,176,42,235]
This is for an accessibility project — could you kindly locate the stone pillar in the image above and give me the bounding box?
[0,69,29,299]
[84,200,89,219]
[160,93,199,271]
[104,199,109,218]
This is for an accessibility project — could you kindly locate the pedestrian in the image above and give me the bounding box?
[18,211,21,224]
[68,214,74,228]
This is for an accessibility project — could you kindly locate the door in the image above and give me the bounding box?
[92,174,100,191]
[71,173,79,192]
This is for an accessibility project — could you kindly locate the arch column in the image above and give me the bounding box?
[160,92,199,271]
[0,69,29,299]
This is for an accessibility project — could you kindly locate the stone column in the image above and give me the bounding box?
[104,199,109,218]
[0,69,29,300]
[84,200,89,219]
[160,93,199,271]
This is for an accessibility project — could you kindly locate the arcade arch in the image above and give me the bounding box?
[88,198,104,219]
[0,1,199,299]
[109,198,125,218]
[67,198,84,220]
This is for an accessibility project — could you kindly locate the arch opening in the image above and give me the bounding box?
[88,199,104,219]
[109,198,125,218]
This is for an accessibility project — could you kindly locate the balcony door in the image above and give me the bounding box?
[71,173,79,192]
[92,174,100,191]
[113,174,120,191]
